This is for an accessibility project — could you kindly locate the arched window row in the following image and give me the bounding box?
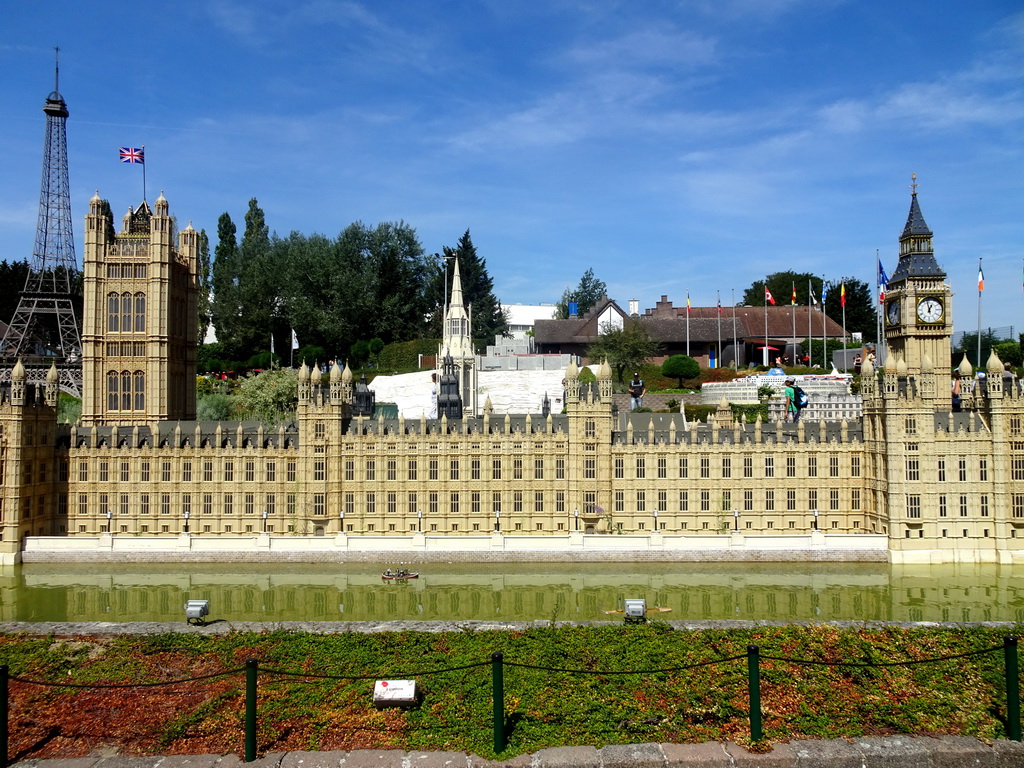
[107,292,146,333]
[106,370,146,412]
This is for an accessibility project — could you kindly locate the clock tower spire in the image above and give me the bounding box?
[882,176,952,375]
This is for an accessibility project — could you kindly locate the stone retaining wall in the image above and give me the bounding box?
[10,736,1024,767]
[20,547,888,564]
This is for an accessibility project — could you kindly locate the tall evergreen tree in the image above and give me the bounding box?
[210,212,242,357]
[555,268,607,319]
[238,198,275,357]
[196,229,211,344]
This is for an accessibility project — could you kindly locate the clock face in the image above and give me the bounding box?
[917,297,943,323]
[886,300,901,325]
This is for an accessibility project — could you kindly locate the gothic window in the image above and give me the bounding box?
[121,293,132,332]
[108,293,120,332]
[134,293,145,332]
[121,371,132,410]
[907,496,921,518]
[107,372,119,410]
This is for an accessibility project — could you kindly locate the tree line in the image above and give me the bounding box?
[205,199,507,370]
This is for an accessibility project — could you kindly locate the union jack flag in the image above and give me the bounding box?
[119,147,144,164]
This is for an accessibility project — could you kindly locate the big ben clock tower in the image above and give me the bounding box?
[883,176,953,374]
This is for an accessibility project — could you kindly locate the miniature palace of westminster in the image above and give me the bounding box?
[1,185,1024,566]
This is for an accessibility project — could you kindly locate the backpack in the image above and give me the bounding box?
[792,384,809,409]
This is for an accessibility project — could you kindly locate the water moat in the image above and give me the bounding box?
[2,562,1023,624]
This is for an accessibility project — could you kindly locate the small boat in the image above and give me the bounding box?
[382,570,419,581]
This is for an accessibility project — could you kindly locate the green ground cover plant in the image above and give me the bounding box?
[1,624,1020,761]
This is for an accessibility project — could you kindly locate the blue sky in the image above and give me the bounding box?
[3,1,1022,335]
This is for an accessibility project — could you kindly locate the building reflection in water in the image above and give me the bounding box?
[3,562,1024,624]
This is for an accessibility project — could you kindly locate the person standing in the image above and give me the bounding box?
[784,378,799,423]
[951,371,962,412]
[628,372,646,411]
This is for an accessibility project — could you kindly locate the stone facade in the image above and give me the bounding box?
[1,190,1023,565]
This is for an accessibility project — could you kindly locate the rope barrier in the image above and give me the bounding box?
[7,667,246,690]
[762,644,1001,668]
[0,636,1018,767]
[505,654,747,675]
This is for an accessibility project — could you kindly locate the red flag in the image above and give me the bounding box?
[791,283,797,306]
[840,283,846,307]
[765,287,776,305]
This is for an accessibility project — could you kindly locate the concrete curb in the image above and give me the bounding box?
[10,737,1024,768]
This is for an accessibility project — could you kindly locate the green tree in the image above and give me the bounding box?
[234,367,298,424]
[555,268,607,319]
[210,212,242,356]
[0,259,30,328]
[994,340,1022,368]
[427,230,508,344]
[279,222,428,362]
[98,199,117,242]
[954,329,1011,368]
[661,354,700,387]
[238,198,275,356]
[586,321,662,383]
[196,228,212,345]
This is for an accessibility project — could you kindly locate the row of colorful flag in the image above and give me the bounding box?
[762,282,845,307]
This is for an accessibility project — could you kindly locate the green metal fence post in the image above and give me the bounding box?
[1006,637,1021,742]
[1,665,8,768]
[747,644,763,742]
[492,652,505,753]
[245,658,258,762]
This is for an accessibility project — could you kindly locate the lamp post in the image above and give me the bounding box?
[653,509,659,531]
[262,509,268,533]
[183,509,190,534]
[495,510,501,533]
[339,510,345,533]
[733,509,739,531]
[813,508,819,531]
[106,509,112,534]
[574,508,579,531]
[417,509,422,532]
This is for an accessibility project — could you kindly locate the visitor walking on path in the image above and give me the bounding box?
[785,378,800,423]
[628,373,646,411]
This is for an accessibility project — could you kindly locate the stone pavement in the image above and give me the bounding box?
[10,737,1024,768]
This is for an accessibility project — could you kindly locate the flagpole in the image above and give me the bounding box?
[807,279,812,368]
[716,290,722,369]
[821,277,827,371]
[731,288,738,369]
[977,257,983,366]
[686,291,690,358]
[790,281,796,364]
[763,278,770,367]
[841,282,848,373]
[141,144,147,202]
